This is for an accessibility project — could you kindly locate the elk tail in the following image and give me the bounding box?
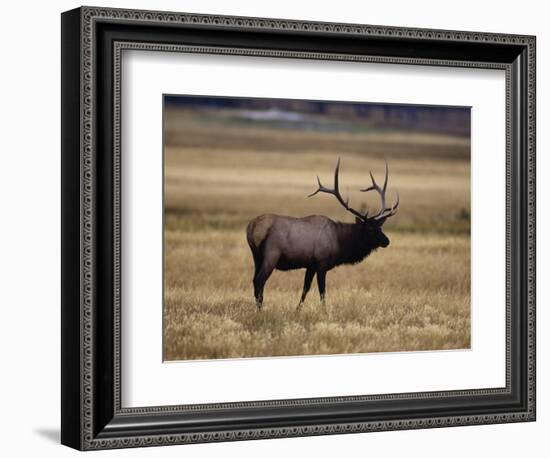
[246,215,274,271]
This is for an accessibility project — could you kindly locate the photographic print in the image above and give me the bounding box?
[163,95,471,361]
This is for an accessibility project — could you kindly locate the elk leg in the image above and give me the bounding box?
[252,255,266,307]
[296,269,315,311]
[251,251,261,278]
[253,254,278,310]
[316,270,327,306]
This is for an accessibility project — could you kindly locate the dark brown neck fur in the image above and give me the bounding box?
[335,222,378,266]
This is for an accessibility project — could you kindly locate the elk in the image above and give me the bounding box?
[246,158,399,310]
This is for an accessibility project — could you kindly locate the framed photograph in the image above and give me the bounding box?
[61,6,536,450]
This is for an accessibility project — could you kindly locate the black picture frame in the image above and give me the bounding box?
[61,6,536,450]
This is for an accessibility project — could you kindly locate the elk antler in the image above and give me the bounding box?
[360,160,399,222]
[308,158,367,221]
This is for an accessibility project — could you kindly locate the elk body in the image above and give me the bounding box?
[246,159,399,310]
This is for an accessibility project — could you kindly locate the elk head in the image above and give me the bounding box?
[308,158,399,249]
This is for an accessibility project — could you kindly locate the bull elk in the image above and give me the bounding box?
[246,158,399,310]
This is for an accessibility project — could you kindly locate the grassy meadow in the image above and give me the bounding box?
[163,106,471,361]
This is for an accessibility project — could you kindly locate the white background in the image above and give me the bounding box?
[123,52,506,406]
[0,0,546,457]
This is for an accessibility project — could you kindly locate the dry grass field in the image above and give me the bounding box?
[163,108,471,361]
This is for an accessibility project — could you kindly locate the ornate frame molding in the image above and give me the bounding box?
[61,6,536,450]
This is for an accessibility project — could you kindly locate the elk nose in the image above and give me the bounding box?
[381,237,390,248]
